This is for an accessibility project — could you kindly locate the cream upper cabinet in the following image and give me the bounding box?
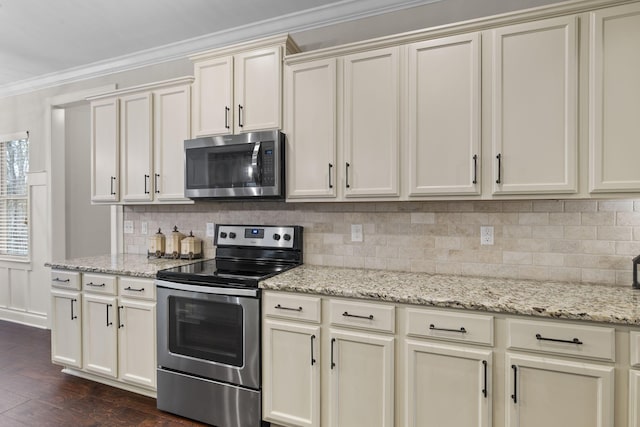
[407,33,481,196]
[285,58,337,199]
[192,56,233,136]
[491,16,578,195]
[120,92,153,202]
[153,84,191,202]
[505,353,614,427]
[90,97,119,202]
[589,3,640,193]
[343,47,400,198]
[329,328,394,427]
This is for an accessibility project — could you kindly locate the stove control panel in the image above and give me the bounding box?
[215,225,299,249]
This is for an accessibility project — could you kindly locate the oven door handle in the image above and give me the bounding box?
[155,279,259,298]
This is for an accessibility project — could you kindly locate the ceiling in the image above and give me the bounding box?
[0,0,433,97]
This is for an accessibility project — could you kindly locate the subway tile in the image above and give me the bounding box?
[502,201,533,212]
[473,201,503,213]
[519,213,549,225]
[531,225,564,239]
[581,268,616,285]
[563,226,597,240]
[532,253,565,267]
[503,251,533,265]
[548,267,582,282]
[517,266,549,281]
[599,200,634,212]
[549,213,580,225]
[435,236,463,250]
[581,212,615,226]
[503,225,532,239]
[581,240,616,255]
[410,259,436,273]
[343,256,365,269]
[410,212,436,224]
[435,263,463,275]
[564,200,597,212]
[597,226,632,241]
[615,241,640,256]
[387,258,412,271]
[617,212,640,226]
[533,200,564,212]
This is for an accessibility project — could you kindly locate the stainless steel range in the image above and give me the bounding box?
[155,224,303,427]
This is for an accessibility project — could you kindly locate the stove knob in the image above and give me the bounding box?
[273,233,281,241]
[229,232,236,239]
[283,234,291,241]
[219,232,227,238]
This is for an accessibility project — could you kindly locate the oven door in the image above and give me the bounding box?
[156,280,260,389]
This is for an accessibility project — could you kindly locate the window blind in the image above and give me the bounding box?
[0,136,29,257]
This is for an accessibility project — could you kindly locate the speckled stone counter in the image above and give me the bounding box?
[260,265,640,326]
[46,254,200,278]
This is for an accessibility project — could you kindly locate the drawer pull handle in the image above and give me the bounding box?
[310,334,316,366]
[275,304,302,312]
[482,360,488,398]
[106,303,113,326]
[86,282,106,287]
[343,311,373,320]
[124,286,145,292]
[511,364,518,403]
[429,324,467,334]
[535,333,583,345]
[53,277,70,283]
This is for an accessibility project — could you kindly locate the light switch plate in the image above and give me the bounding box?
[351,224,363,242]
[124,220,134,234]
[206,222,215,237]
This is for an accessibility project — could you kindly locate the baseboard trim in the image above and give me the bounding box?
[60,367,157,398]
[0,308,48,329]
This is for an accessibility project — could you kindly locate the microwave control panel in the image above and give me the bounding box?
[261,141,275,186]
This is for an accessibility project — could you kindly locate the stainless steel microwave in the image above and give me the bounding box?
[184,130,285,199]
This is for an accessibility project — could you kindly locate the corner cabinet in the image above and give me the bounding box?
[88,77,193,205]
[588,2,640,193]
[191,34,299,137]
[490,15,578,195]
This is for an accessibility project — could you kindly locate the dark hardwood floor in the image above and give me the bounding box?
[0,320,207,426]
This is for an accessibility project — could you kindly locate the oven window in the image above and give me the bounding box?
[168,296,244,367]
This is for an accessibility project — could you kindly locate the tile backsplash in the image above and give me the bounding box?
[124,199,640,287]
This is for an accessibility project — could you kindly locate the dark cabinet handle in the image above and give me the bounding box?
[154,174,160,194]
[482,360,488,398]
[511,364,518,403]
[144,174,150,194]
[535,333,583,345]
[472,154,478,184]
[238,104,244,128]
[106,303,113,327]
[345,162,351,188]
[70,298,77,320]
[429,324,467,334]
[118,305,124,329]
[224,106,230,129]
[274,304,302,312]
[86,282,106,287]
[53,277,70,283]
[311,334,316,366]
[331,338,336,369]
[124,286,145,292]
[110,176,116,195]
[328,163,333,189]
[496,153,502,184]
[343,311,373,320]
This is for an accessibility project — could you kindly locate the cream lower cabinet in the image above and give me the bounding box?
[83,291,118,378]
[630,370,640,426]
[50,270,82,368]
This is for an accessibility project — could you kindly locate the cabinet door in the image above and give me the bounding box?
[630,370,640,427]
[51,289,82,368]
[120,92,153,202]
[506,353,614,427]
[90,98,119,202]
[263,319,320,427]
[83,293,118,378]
[589,3,640,192]
[234,47,282,133]
[407,33,481,196]
[405,340,491,427]
[329,329,394,427]
[491,16,578,195]
[285,59,337,199]
[192,56,233,137]
[118,298,156,389]
[153,84,191,202]
[343,47,400,198]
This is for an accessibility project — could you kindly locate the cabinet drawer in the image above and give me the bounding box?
[263,292,321,323]
[406,308,493,346]
[329,299,395,333]
[119,277,155,300]
[82,273,117,295]
[507,318,615,361]
[51,270,81,290]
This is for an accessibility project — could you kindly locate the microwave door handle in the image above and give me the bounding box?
[251,142,261,184]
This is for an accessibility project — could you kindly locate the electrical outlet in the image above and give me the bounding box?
[124,220,134,234]
[141,221,148,235]
[206,222,215,237]
[351,224,363,242]
[480,226,494,245]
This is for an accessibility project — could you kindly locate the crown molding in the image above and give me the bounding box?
[0,0,439,100]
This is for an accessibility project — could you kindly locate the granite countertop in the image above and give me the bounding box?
[46,254,201,278]
[260,265,640,326]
